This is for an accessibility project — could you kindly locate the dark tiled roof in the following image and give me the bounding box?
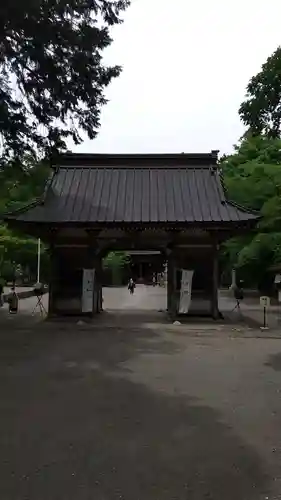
[7,153,259,225]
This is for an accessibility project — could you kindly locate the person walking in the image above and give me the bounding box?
[8,286,18,314]
[128,278,135,294]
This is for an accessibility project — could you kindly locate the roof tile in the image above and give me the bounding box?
[8,156,258,225]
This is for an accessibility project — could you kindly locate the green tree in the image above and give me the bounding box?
[103,251,130,285]
[0,160,50,282]
[221,135,281,288]
[0,0,130,165]
[239,47,281,138]
[0,161,50,214]
[223,135,281,218]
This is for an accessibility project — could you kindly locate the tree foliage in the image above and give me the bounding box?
[0,162,49,282]
[0,0,130,281]
[221,135,281,287]
[0,161,50,214]
[0,0,130,164]
[239,47,281,138]
[103,251,130,285]
[230,47,281,287]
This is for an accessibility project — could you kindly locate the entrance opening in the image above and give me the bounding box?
[102,250,167,315]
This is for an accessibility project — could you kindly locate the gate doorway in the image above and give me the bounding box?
[101,250,167,315]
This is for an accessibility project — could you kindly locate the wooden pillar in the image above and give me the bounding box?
[90,254,99,315]
[98,270,103,312]
[172,261,178,318]
[212,245,220,319]
[47,243,55,317]
[167,255,177,318]
[95,256,103,314]
[167,256,173,313]
[48,246,83,316]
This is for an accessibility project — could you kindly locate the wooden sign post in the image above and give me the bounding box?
[260,296,270,330]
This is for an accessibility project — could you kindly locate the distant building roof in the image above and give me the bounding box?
[6,152,259,226]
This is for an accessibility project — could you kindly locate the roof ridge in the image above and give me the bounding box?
[55,152,218,159]
[225,199,260,216]
[56,164,217,170]
[218,169,259,216]
[52,151,219,168]
[4,198,43,219]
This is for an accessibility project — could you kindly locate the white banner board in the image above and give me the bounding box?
[179,269,194,314]
[82,269,95,313]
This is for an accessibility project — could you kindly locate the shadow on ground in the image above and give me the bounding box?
[265,352,281,371]
[0,319,271,500]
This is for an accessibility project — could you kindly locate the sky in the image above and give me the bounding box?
[71,0,281,157]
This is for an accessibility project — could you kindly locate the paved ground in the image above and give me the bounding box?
[0,287,281,498]
[105,286,281,329]
[103,285,167,311]
[1,284,280,323]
